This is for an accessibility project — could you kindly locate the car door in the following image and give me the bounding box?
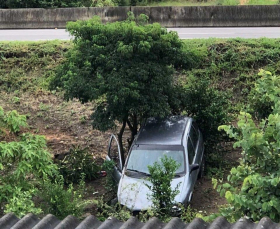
[192,122,204,165]
[187,125,200,193]
[105,134,123,183]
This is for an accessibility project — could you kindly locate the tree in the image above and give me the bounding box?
[51,14,186,164]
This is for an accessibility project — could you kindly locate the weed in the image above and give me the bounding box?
[96,198,131,222]
[12,96,20,104]
[39,102,50,111]
[36,112,43,117]
[80,115,87,124]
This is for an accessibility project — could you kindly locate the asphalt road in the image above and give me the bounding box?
[1,27,280,41]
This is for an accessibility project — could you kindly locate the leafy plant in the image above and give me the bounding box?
[0,106,57,216]
[214,70,280,222]
[3,110,27,133]
[39,175,90,219]
[4,188,42,218]
[145,155,181,218]
[248,69,280,119]
[102,160,117,191]
[57,146,100,184]
[96,198,131,221]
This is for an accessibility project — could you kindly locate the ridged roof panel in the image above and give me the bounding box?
[1,213,280,229]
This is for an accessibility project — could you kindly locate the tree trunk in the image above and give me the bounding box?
[127,114,138,150]
[118,118,126,166]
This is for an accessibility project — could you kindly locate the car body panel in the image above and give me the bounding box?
[106,116,204,211]
[118,174,186,211]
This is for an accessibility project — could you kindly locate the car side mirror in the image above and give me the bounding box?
[189,164,200,174]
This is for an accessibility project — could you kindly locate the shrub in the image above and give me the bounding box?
[0,106,57,216]
[96,198,131,222]
[39,176,90,219]
[214,70,280,222]
[248,69,280,119]
[102,160,117,191]
[145,155,181,219]
[183,77,230,143]
[4,188,42,218]
[57,146,100,184]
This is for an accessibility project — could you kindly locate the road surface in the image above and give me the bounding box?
[1,27,280,41]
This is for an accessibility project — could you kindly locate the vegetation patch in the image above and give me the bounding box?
[2,35,280,220]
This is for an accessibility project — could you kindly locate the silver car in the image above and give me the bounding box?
[106,116,204,211]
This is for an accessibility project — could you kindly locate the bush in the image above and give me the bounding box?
[214,70,280,222]
[39,176,90,219]
[57,146,100,184]
[183,77,230,143]
[4,188,42,218]
[96,198,131,222]
[0,106,57,216]
[248,69,280,119]
[102,160,117,191]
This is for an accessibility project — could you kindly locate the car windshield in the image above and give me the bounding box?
[126,147,185,175]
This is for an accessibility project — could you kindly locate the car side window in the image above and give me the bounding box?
[190,125,199,148]
[187,137,195,164]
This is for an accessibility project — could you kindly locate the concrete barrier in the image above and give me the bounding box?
[0,5,280,29]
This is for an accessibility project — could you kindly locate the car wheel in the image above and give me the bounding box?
[198,156,205,179]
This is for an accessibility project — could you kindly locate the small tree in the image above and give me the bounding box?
[145,155,180,217]
[51,14,186,164]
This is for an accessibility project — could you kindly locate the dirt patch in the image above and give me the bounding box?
[191,144,241,214]
[239,0,248,5]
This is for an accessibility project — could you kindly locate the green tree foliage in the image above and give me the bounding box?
[145,155,180,218]
[0,0,118,8]
[51,14,186,163]
[214,70,280,222]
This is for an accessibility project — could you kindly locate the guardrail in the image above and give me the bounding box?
[0,5,279,29]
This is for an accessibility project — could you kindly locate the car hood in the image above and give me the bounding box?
[118,174,185,211]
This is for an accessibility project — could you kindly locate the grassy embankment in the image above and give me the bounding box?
[1,38,280,214]
[2,38,280,162]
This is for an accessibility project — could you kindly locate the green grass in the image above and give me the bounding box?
[148,0,216,6]
[247,0,279,5]
[181,38,280,105]
[147,0,279,6]
[0,40,71,93]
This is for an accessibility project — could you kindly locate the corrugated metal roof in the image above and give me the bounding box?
[1,213,280,229]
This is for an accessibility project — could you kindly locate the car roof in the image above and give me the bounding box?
[135,116,191,146]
